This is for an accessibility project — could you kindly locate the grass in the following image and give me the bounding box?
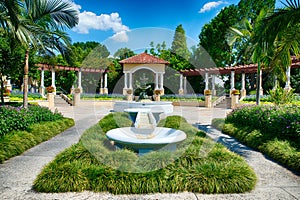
[33,113,257,194]
[0,118,74,163]
[222,123,300,172]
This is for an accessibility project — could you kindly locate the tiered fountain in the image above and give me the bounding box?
[107,74,186,155]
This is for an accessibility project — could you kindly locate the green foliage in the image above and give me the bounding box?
[222,123,300,172]
[0,118,74,163]
[34,114,256,194]
[113,47,135,60]
[211,118,225,131]
[98,112,133,133]
[171,24,191,61]
[268,86,295,105]
[226,105,300,139]
[0,105,63,137]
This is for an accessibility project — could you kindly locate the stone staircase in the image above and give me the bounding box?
[215,97,231,109]
[54,95,72,107]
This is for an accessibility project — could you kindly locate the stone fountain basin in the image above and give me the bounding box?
[106,127,186,150]
[113,101,173,114]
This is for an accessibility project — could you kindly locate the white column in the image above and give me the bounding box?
[260,69,263,95]
[183,76,187,94]
[155,73,159,89]
[212,74,216,95]
[39,68,45,96]
[284,66,291,90]
[241,72,246,97]
[51,68,56,91]
[124,72,128,89]
[160,73,164,90]
[104,73,108,88]
[241,73,245,91]
[78,69,82,93]
[41,68,45,88]
[179,74,183,90]
[205,71,209,90]
[230,70,235,90]
[129,72,133,89]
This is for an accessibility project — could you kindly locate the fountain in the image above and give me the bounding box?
[108,73,185,155]
[113,73,173,115]
[106,109,186,155]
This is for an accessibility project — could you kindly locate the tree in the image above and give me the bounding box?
[0,31,24,104]
[2,0,78,108]
[171,24,190,60]
[260,0,300,77]
[114,47,135,60]
[199,5,239,67]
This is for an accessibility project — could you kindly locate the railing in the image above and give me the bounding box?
[212,95,226,107]
[56,87,73,106]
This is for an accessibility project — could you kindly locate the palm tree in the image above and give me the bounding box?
[19,0,78,108]
[260,0,300,80]
[227,9,271,105]
[0,0,20,31]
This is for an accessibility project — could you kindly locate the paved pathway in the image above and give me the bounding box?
[0,101,299,199]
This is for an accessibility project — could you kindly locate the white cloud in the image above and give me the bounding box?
[110,30,130,43]
[71,2,130,42]
[199,1,227,13]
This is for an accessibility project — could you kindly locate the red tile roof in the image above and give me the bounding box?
[119,52,169,64]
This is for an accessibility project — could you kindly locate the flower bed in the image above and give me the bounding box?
[225,105,299,139]
[0,105,63,137]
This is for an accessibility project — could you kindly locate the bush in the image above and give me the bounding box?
[211,118,225,131]
[0,118,74,163]
[0,105,63,137]
[225,105,300,139]
[268,86,295,105]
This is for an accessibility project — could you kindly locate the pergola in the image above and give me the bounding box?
[36,63,108,95]
[179,56,300,97]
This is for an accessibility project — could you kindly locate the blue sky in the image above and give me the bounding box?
[68,0,284,54]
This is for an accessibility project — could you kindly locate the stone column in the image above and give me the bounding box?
[212,74,216,96]
[123,72,128,95]
[230,70,235,97]
[51,68,56,94]
[160,73,164,95]
[241,72,246,97]
[73,88,81,106]
[205,94,212,108]
[179,74,184,95]
[78,69,82,93]
[183,76,187,95]
[205,71,209,91]
[259,69,263,95]
[39,68,45,96]
[231,94,239,109]
[103,73,108,94]
[284,66,292,91]
[155,73,159,90]
[129,72,133,89]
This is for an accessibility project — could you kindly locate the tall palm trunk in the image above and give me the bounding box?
[23,49,29,108]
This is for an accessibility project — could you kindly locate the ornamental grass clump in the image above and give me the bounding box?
[34,113,257,194]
